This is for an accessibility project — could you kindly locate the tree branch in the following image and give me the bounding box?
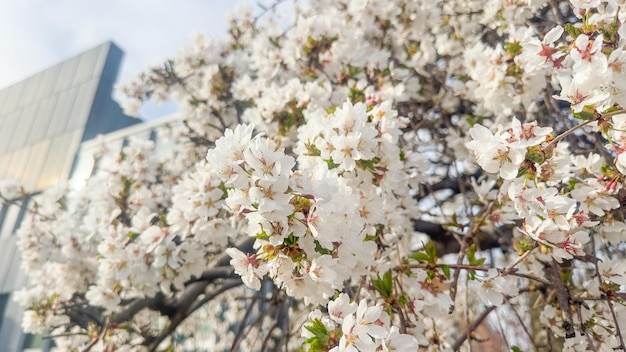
[451,305,497,351]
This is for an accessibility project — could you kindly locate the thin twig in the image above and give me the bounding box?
[542,117,598,151]
[231,291,261,352]
[590,234,626,350]
[503,295,540,351]
[449,201,495,312]
[451,305,497,351]
[397,263,551,286]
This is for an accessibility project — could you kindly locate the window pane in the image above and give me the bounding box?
[11,105,37,150]
[54,56,80,93]
[28,97,57,143]
[72,47,100,86]
[21,140,50,191]
[0,203,21,239]
[2,82,25,115]
[66,79,99,131]
[18,73,43,109]
[0,111,21,154]
[22,333,44,349]
[4,148,30,183]
[35,65,61,101]
[48,86,79,137]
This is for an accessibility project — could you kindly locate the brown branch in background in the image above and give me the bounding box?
[589,234,626,350]
[230,291,261,352]
[412,219,509,256]
[397,263,551,286]
[111,295,164,325]
[548,0,566,26]
[548,259,575,338]
[503,296,540,351]
[141,237,254,351]
[451,305,497,351]
[449,201,495,312]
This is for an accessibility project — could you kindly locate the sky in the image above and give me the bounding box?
[0,0,258,120]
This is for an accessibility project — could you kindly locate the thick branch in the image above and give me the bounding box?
[100,237,255,351]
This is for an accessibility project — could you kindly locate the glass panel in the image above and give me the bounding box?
[0,205,7,234]
[37,130,81,189]
[18,73,43,109]
[4,148,29,183]
[72,47,100,86]
[60,129,83,180]
[0,293,8,332]
[0,154,10,178]
[21,140,50,192]
[68,146,96,184]
[0,89,8,118]
[37,137,65,190]
[0,203,21,239]
[27,96,57,143]
[12,198,29,234]
[2,82,25,115]
[53,56,80,93]
[93,43,111,78]
[22,333,44,349]
[35,64,61,101]
[11,105,37,150]
[2,236,26,291]
[66,79,99,131]
[0,114,7,153]
[48,86,79,138]
[0,111,21,154]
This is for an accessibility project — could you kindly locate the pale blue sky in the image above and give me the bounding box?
[0,1,258,119]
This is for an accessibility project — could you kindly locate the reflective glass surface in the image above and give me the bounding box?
[0,41,138,193]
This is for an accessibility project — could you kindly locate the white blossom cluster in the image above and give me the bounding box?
[303,294,418,352]
[9,0,626,351]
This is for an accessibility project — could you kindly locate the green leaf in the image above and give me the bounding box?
[325,158,339,170]
[284,233,298,245]
[254,224,270,241]
[564,23,582,38]
[467,244,486,266]
[397,295,408,306]
[441,264,451,279]
[410,252,431,262]
[127,231,140,240]
[425,241,437,262]
[572,109,595,121]
[314,240,332,255]
[349,87,365,103]
[304,319,329,338]
[303,319,333,352]
[357,157,380,172]
[511,346,523,352]
[305,143,322,157]
[372,270,393,299]
[364,234,378,242]
[504,41,523,56]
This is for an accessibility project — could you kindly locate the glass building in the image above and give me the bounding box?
[0,42,141,352]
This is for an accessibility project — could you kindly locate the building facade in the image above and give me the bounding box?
[0,42,141,352]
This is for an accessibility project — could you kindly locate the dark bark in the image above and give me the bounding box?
[413,219,511,255]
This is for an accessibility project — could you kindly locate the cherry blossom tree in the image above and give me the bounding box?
[6,0,626,350]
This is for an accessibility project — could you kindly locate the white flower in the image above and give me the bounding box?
[466,124,525,179]
[382,326,418,351]
[328,293,357,324]
[225,247,267,290]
